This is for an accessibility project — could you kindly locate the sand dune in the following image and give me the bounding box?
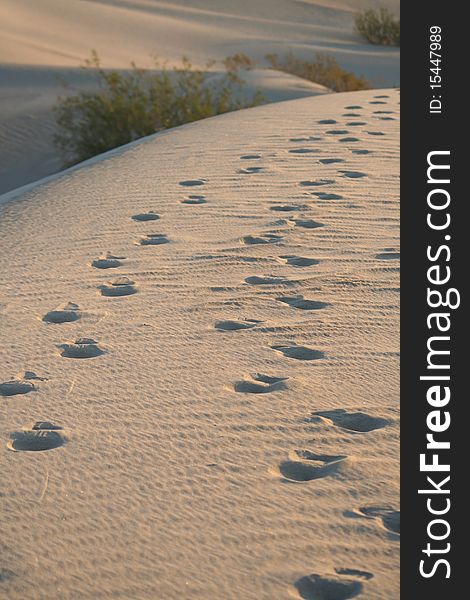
[1,0,400,73]
[0,89,399,598]
[0,0,399,194]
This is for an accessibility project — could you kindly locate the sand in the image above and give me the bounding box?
[0,89,399,598]
[0,0,399,194]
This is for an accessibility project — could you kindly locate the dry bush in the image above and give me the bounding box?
[355,8,400,46]
[266,52,371,92]
[54,52,264,166]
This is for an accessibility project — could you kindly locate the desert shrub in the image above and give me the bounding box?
[53,52,264,166]
[265,52,370,92]
[223,53,257,72]
[355,8,400,46]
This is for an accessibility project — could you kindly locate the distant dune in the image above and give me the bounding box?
[0,89,399,598]
[0,0,399,194]
[0,0,400,73]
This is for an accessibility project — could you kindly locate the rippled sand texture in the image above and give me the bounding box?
[0,89,400,599]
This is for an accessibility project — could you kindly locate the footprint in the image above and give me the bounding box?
[0,568,15,583]
[289,148,321,154]
[181,195,207,205]
[131,211,160,222]
[310,409,390,432]
[351,149,371,155]
[374,95,390,98]
[240,154,261,159]
[378,116,395,121]
[245,275,293,286]
[270,204,308,212]
[43,302,81,323]
[238,166,265,174]
[376,251,400,260]
[295,573,364,600]
[8,424,66,452]
[92,253,126,269]
[292,218,324,229]
[242,233,283,245]
[345,105,362,109]
[346,122,367,126]
[234,373,288,394]
[280,255,319,268]
[361,507,400,535]
[373,110,394,114]
[319,158,344,165]
[277,296,328,311]
[348,507,400,536]
[369,100,387,104]
[366,131,385,136]
[272,345,325,361]
[342,113,361,117]
[279,451,347,482]
[339,137,359,143]
[340,171,367,179]
[318,119,337,124]
[179,179,205,187]
[215,319,261,331]
[300,179,335,187]
[312,192,343,200]
[0,371,44,396]
[139,233,170,246]
[59,338,105,359]
[326,130,349,135]
[99,277,137,297]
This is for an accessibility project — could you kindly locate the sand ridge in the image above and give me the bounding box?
[0,89,399,599]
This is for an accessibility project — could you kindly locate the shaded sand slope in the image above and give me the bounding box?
[0,90,399,599]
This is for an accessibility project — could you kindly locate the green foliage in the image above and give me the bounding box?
[265,52,371,92]
[355,8,400,46]
[53,52,264,166]
[223,53,257,72]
